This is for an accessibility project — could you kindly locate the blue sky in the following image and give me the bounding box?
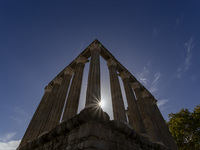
[0,0,200,149]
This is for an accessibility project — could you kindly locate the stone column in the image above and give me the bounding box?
[45,67,74,131]
[132,82,160,143]
[120,71,146,134]
[19,85,53,148]
[148,97,178,149]
[62,57,88,121]
[141,90,165,141]
[107,58,127,122]
[85,43,101,107]
[35,77,63,136]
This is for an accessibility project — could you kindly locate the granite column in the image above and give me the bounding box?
[132,82,160,143]
[120,71,146,134]
[35,77,62,136]
[107,58,127,122]
[19,85,53,147]
[62,57,88,121]
[148,97,178,149]
[85,43,101,107]
[45,67,74,131]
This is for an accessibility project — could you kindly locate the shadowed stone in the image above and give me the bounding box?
[18,39,177,150]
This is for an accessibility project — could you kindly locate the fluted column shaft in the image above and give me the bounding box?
[107,59,127,122]
[120,72,146,134]
[85,44,101,107]
[44,67,74,131]
[35,78,62,136]
[19,85,52,148]
[62,57,88,121]
[132,82,160,142]
[147,98,178,149]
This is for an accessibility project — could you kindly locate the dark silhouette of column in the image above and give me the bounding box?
[132,82,160,143]
[45,67,74,131]
[62,57,88,121]
[85,43,101,107]
[19,85,53,148]
[147,97,178,150]
[36,77,63,135]
[141,90,165,142]
[107,58,127,122]
[120,71,146,134]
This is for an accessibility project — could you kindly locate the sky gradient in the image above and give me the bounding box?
[0,1,200,149]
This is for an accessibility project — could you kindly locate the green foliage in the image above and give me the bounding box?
[168,105,200,150]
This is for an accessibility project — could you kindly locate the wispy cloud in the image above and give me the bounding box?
[136,65,169,111]
[149,72,161,93]
[137,66,150,86]
[0,140,21,150]
[14,107,30,117]
[177,37,194,78]
[10,107,30,126]
[10,117,24,126]
[157,99,169,111]
[152,72,161,85]
[174,16,183,28]
[191,72,200,81]
[0,132,16,142]
[136,65,161,93]
[0,129,21,150]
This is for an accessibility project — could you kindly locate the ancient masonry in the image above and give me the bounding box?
[17,39,178,150]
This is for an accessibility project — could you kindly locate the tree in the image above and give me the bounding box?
[167,105,200,150]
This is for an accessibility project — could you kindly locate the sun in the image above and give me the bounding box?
[99,100,105,108]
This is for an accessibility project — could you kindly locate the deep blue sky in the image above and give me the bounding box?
[0,0,200,149]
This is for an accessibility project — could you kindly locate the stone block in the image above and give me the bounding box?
[17,112,171,150]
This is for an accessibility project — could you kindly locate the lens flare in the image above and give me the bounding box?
[99,100,105,108]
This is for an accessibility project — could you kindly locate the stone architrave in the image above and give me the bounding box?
[132,82,160,143]
[44,67,74,131]
[85,43,101,107]
[62,57,88,121]
[107,58,127,122]
[120,71,146,134]
[19,85,53,148]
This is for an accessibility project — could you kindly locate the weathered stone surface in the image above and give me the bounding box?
[18,107,171,150]
[107,58,127,122]
[45,70,73,131]
[120,71,147,134]
[62,57,88,121]
[18,40,177,150]
[19,85,53,147]
[132,84,161,143]
[85,42,101,107]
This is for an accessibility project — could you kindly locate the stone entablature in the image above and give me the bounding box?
[18,107,171,150]
[47,39,153,99]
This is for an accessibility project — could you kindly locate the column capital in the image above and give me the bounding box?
[132,82,141,90]
[75,56,88,64]
[150,98,158,104]
[141,90,150,98]
[64,67,74,76]
[119,71,130,79]
[53,77,63,85]
[44,85,53,93]
[107,58,117,67]
[89,43,101,52]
